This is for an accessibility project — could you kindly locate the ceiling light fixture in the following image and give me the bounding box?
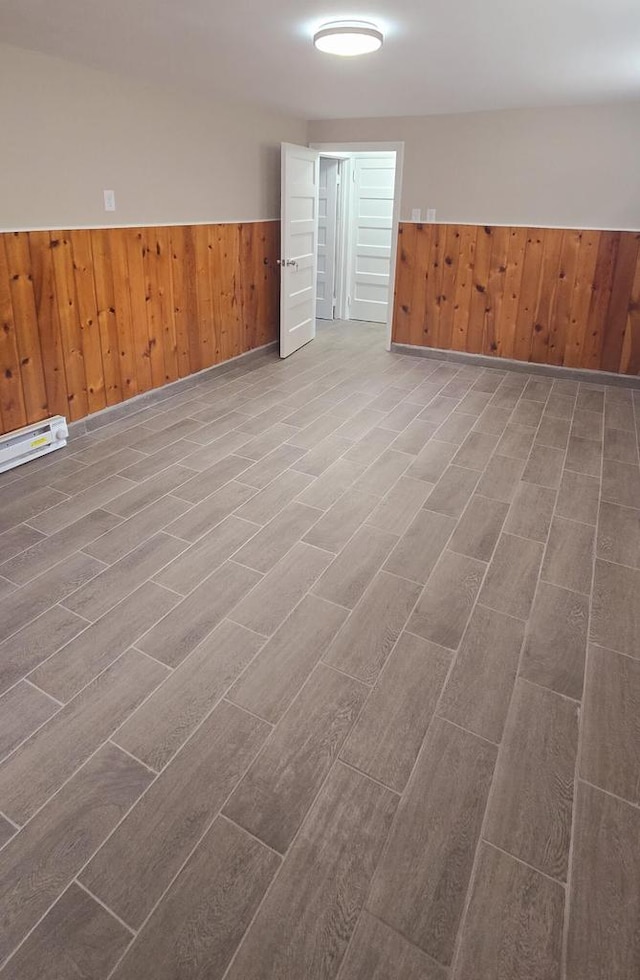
[313,20,383,57]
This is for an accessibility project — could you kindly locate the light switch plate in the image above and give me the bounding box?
[426,208,437,223]
[103,189,116,212]
[411,208,421,222]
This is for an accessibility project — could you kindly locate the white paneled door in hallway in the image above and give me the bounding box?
[348,154,396,324]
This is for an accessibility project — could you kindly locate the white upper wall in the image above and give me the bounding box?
[0,44,306,231]
[309,104,640,230]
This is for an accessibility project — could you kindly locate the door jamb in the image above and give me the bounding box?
[310,141,405,352]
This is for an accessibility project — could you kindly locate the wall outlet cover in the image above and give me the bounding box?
[103,189,116,212]
[426,208,437,223]
[411,208,421,222]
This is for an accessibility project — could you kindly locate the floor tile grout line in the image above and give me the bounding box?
[448,380,567,976]
[106,740,159,776]
[103,671,373,979]
[560,379,606,980]
[337,758,403,797]
[73,879,139,936]
[217,812,286,860]
[0,730,149,973]
[21,676,64,706]
[58,530,204,619]
[220,697,275,729]
[576,776,640,813]
[0,810,20,831]
[516,674,582,706]
[0,877,139,977]
[341,396,537,971]
[479,838,568,888]
[316,657,375,688]
[0,646,160,819]
[0,550,111,648]
[18,577,180,701]
[0,628,287,973]
[0,515,128,587]
[432,713,500,747]
[217,700,393,980]
[0,692,67,770]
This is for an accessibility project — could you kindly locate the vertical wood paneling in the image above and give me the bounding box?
[393,223,640,377]
[4,233,48,424]
[483,225,510,356]
[0,221,280,435]
[90,229,123,407]
[107,229,139,401]
[29,232,69,419]
[0,239,27,432]
[49,234,89,421]
[70,230,106,415]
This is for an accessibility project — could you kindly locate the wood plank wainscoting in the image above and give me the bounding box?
[392,223,640,376]
[0,222,280,436]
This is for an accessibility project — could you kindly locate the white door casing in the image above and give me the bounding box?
[280,142,320,358]
[316,157,339,320]
[348,154,396,324]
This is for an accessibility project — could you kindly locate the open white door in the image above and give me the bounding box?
[280,143,320,358]
[348,153,396,323]
[316,157,339,320]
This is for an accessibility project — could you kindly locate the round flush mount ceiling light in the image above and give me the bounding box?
[313,20,383,56]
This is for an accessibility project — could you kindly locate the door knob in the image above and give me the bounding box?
[285,259,298,268]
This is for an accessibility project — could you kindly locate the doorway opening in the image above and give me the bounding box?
[316,150,397,329]
[279,140,403,359]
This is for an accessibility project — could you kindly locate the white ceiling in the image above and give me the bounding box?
[1,0,639,119]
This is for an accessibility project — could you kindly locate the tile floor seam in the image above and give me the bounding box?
[347,910,449,979]
[220,697,275,729]
[517,675,582,706]
[106,740,159,776]
[431,713,501,748]
[0,699,65,769]
[335,758,403,797]
[0,810,20,831]
[107,694,370,979]
[317,657,375,688]
[479,838,569,889]
[576,776,640,813]
[551,390,599,980]
[0,877,137,977]
[448,380,563,976]
[3,669,281,971]
[217,716,394,980]
[217,812,286,860]
[354,506,514,968]
[70,880,136,935]
[0,734,149,957]
[21,676,64,706]
[8,647,169,822]
[0,553,109,648]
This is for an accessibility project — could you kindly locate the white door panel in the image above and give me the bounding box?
[280,143,319,358]
[349,154,396,324]
[316,157,339,320]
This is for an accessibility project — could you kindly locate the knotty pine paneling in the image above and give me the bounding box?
[0,222,280,435]
[392,223,640,376]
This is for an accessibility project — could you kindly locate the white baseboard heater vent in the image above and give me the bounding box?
[0,416,69,474]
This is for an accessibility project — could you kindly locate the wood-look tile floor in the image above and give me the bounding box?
[1,320,639,979]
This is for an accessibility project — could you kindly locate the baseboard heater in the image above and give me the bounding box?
[0,416,69,474]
